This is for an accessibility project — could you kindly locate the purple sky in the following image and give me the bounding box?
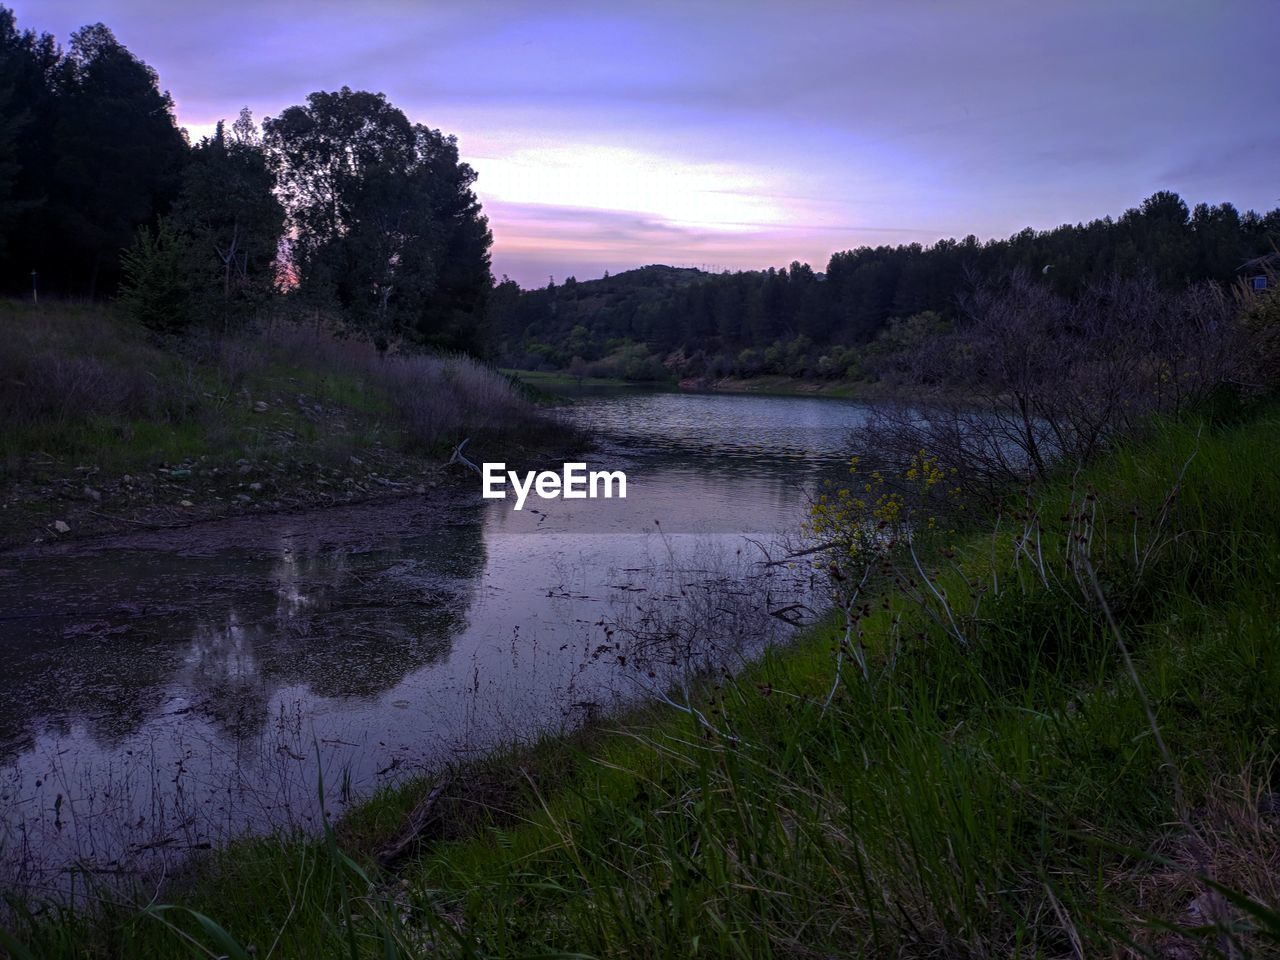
[18,1,1280,287]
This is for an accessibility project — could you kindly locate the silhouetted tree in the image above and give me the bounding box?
[264,88,491,351]
[0,7,60,288]
[47,23,187,296]
[172,111,283,325]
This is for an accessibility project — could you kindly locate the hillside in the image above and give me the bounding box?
[0,300,562,548]
[490,192,1280,385]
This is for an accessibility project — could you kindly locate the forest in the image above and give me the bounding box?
[0,7,492,354]
[3,2,1277,385]
[491,193,1280,381]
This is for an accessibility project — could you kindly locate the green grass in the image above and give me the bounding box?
[0,416,209,472]
[7,409,1280,957]
[505,367,889,401]
[1,301,555,489]
[501,368,674,392]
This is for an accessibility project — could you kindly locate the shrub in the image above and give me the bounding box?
[118,220,197,333]
[859,271,1259,498]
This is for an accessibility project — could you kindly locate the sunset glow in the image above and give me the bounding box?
[18,0,1279,285]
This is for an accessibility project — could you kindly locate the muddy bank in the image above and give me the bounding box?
[0,446,458,552]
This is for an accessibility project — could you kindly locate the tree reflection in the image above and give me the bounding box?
[0,511,487,760]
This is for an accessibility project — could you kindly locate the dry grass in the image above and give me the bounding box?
[1118,768,1280,959]
[0,301,197,431]
[241,319,558,451]
[0,299,559,477]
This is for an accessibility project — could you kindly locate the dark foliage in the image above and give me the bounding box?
[0,8,492,355]
[493,193,1280,379]
[263,87,492,352]
[0,10,188,298]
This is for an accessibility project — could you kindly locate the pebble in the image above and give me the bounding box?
[53,520,70,534]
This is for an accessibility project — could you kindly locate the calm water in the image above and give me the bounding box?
[0,387,873,887]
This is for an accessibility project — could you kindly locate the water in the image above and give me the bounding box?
[0,386,874,888]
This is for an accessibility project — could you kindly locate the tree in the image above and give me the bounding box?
[0,83,28,258]
[0,7,60,287]
[172,111,283,327]
[264,88,491,351]
[48,23,187,296]
[119,218,195,332]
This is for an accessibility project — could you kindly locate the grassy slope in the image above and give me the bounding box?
[0,301,559,546]
[1,301,397,471]
[8,410,1280,958]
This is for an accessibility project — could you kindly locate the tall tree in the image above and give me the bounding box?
[48,23,187,296]
[0,7,59,288]
[264,88,491,350]
[172,110,283,323]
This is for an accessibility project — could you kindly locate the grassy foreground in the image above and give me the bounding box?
[6,408,1280,957]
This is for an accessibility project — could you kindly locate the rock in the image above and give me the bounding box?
[235,494,252,503]
[179,500,194,508]
[415,484,426,494]
[83,486,102,502]
[53,520,70,534]
[237,463,254,476]
[253,401,269,413]
[169,468,192,478]
[248,482,263,492]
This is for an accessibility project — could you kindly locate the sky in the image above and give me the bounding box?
[16,0,1280,287]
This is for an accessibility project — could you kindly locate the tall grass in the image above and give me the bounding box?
[0,299,554,475]
[7,408,1277,956]
[252,322,552,451]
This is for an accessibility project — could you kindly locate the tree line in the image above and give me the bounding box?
[0,7,492,352]
[492,191,1280,380]
[5,3,1274,371]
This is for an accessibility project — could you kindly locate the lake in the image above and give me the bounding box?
[0,386,874,888]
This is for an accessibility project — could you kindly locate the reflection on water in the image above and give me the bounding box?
[0,512,485,758]
[0,386,873,888]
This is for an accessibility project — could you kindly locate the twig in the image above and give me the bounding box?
[375,778,452,869]
[446,437,481,475]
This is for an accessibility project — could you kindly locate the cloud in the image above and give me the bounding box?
[19,0,1280,286]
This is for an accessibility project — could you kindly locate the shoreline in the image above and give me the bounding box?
[507,368,931,402]
[6,408,1279,955]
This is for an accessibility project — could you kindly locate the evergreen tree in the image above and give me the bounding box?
[172,111,283,327]
[49,23,187,296]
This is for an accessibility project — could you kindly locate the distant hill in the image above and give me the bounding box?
[488,193,1280,383]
